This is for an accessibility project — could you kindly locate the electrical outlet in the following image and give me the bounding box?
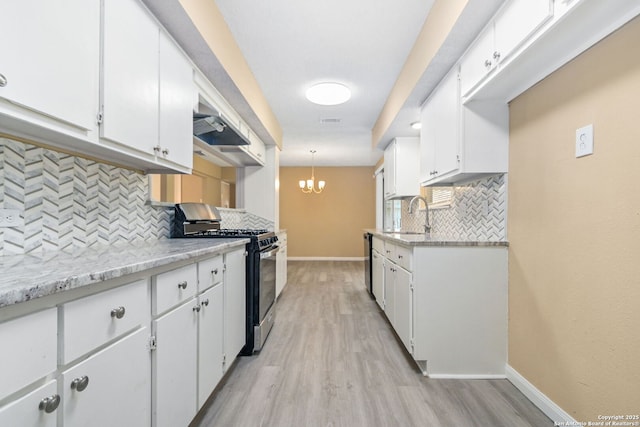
[576,124,594,157]
[0,209,23,227]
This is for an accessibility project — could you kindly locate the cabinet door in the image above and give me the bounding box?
[0,0,99,131]
[383,141,395,198]
[224,249,247,363]
[158,31,194,169]
[419,96,438,183]
[395,267,413,354]
[197,284,224,409]
[372,250,385,310]
[0,308,57,402]
[101,0,159,154]
[62,328,151,427]
[494,0,553,63]
[432,69,460,178]
[383,262,396,325]
[460,28,495,96]
[153,299,198,427]
[0,380,58,427]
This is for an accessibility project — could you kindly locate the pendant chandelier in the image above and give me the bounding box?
[299,150,325,194]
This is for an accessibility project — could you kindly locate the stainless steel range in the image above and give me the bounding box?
[172,203,279,353]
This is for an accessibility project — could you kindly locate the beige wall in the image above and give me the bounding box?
[508,17,640,421]
[280,167,376,258]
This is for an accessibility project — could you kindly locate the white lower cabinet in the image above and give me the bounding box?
[0,308,57,402]
[383,262,396,326]
[373,235,507,378]
[197,283,224,409]
[62,328,151,427]
[0,380,58,427]
[223,248,246,363]
[0,247,246,427]
[394,267,413,354]
[152,298,198,427]
[371,249,385,310]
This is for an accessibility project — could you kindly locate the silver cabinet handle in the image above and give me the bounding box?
[178,281,187,290]
[212,268,218,275]
[0,73,7,87]
[38,394,60,413]
[493,51,501,61]
[153,145,161,153]
[193,305,201,312]
[71,376,89,392]
[201,299,209,307]
[398,255,403,259]
[110,306,126,319]
[484,59,492,69]
[162,148,169,156]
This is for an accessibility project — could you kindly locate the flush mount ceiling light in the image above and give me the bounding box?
[411,121,422,130]
[305,82,351,106]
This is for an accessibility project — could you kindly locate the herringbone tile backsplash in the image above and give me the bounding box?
[0,138,171,255]
[431,174,507,240]
[399,174,507,240]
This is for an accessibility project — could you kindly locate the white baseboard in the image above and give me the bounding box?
[287,257,365,261]
[428,374,506,379]
[506,365,577,425]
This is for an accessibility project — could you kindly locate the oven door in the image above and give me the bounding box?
[255,245,278,350]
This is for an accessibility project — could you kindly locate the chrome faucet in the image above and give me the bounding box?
[408,195,431,233]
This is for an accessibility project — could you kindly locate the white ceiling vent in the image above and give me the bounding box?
[320,118,342,124]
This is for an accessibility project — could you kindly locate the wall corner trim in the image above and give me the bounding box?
[506,365,577,425]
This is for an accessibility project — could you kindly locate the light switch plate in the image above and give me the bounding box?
[0,209,23,227]
[576,124,594,158]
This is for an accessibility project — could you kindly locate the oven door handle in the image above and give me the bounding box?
[260,246,279,259]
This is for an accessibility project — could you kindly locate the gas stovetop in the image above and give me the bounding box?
[184,228,278,250]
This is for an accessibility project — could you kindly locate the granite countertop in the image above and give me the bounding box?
[366,229,509,247]
[0,238,249,309]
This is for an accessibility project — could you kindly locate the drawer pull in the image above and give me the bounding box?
[162,148,169,156]
[38,394,60,413]
[71,376,90,392]
[212,268,218,275]
[110,306,126,319]
[178,281,188,290]
[201,299,209,307]
[193,305,201,312]
[398,255,403,259]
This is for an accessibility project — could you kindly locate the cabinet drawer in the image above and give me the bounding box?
[372,237,385,254]
[153,264,198,315]
[0,308,57,401]
[0,380,57,427]
[61,280,149,364]
[395,244,413,271]
[198,255,224,292]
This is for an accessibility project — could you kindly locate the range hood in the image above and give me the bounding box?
[193,112,250,147]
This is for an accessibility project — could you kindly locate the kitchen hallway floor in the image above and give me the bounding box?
[191,261,553,427]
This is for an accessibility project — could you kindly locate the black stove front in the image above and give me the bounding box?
[171,205,278,354]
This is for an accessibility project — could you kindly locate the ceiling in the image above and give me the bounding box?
[214,0,434,167]
[144,0,506,167]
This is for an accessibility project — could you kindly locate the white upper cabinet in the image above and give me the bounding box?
[101,0,161,161]
[0,0,100,133]
[460,0,553,97]
[420,68,460,184]
[420,66,508,186]
[384,137,420,199]
[159,31,194,170]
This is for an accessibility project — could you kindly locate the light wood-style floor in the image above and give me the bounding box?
[192,261,552,427]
